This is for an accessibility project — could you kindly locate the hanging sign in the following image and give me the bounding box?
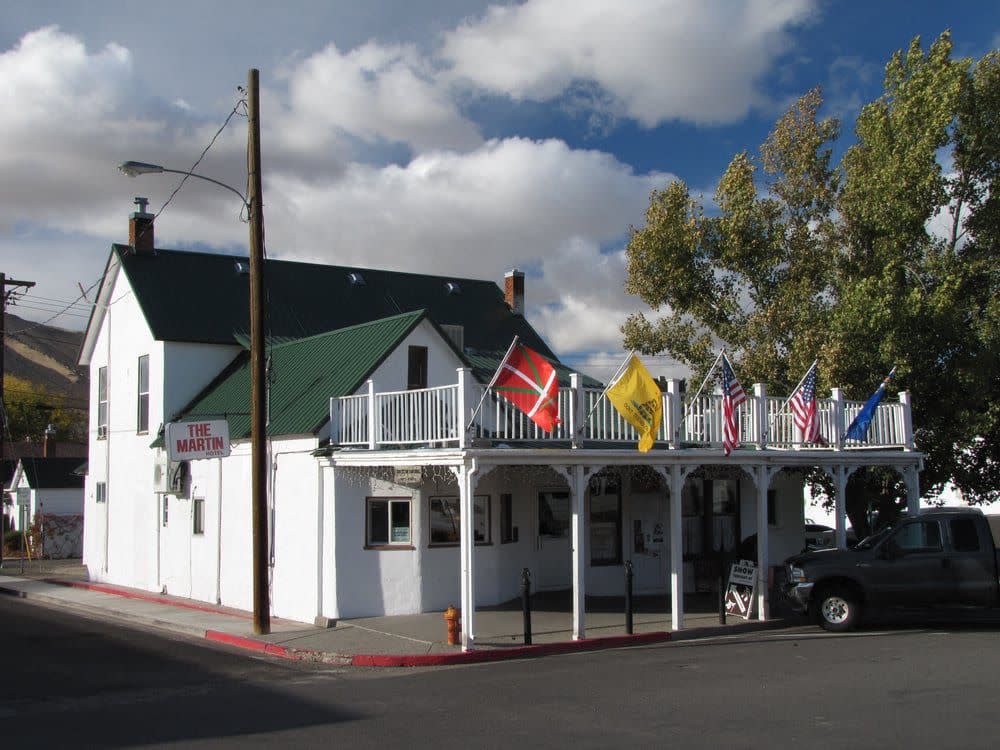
[393,466,422,486]
[166,420,231,461]
[724,559,757,619]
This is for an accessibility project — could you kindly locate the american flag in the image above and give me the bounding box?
[790,361,821,443]
[719,354,746,456]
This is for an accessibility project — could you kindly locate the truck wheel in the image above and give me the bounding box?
[813,586,860,632]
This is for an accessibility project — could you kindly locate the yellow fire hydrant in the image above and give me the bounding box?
[443,605,461,645]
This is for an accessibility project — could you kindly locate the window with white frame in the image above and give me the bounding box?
[96,482,107,504]
[193,498,205,535]
[98,367,108,438]
[366,498,411,547]
[137,355,149,433]
[429,495,490,545]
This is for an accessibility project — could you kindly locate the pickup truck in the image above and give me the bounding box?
[783,508,1000,631]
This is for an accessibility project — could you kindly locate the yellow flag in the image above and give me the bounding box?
[606,355,662,452]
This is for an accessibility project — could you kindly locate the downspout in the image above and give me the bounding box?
[216,456,223,604]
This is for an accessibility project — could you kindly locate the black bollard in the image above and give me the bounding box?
[624,560,634,635]
[718,557,727,625]
[520,568,532,645]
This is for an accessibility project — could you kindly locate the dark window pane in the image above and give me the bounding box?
[500,494,513,544]
[950,518,980,552]
[407,346,428,390]
[390,501,410,543]
[892,521,943,552]
[369,500,388,545]
[430,497,460,544]
[538,491,570,537]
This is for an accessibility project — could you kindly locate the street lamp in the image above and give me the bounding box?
[118,69,269,634]
[118,162,250,207]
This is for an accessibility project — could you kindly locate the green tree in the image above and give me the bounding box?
[623,33,999,536]
[2,375,84,444]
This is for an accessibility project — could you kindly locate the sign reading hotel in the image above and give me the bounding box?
[166,420,231,461]
[724,559,757,620]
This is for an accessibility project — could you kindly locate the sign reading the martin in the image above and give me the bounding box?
[724,559,757,620]
[166,421,231,461]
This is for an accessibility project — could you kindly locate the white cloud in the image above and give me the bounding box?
[441,0,817,126]
[277,41,482,153]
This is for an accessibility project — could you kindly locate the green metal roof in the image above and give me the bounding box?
[113,245,557,359]
[167,310,426,440]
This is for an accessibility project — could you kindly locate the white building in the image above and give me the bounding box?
[79,207,924,649]
[6,457,85,558]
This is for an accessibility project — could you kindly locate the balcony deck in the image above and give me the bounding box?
[330,371,914,455]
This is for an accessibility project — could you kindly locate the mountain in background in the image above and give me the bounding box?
[3,311,88,413]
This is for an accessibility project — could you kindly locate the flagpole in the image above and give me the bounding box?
[465,335,520,432]
[765,359,817,441]
[678,349,725,431]
[575,350,636,435]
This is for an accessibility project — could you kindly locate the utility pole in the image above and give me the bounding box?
[0,273,36,566]
[247,69,270,634]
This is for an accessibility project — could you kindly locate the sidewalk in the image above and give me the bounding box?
[0,560,804,667]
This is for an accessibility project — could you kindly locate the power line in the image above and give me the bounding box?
[6,278,102,337]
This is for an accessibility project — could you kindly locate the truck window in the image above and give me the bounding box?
[889,521,943,554]
[948,518,981,553]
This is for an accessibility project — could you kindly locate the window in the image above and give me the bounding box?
[889,521,943,554]
[949,518,981,553]
[366,498,411,547]
[96,482,107,504]
[590,473,622,565]
[137,355,149,433]
[538,490,571,538]
[162,496,168,527]
[429,495,490,545]
[500,493,516,544]
[193,498,204,535]
[97,367,108,438]
[407,346,428,390]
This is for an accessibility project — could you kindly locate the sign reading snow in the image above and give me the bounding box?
[166,420,231,461]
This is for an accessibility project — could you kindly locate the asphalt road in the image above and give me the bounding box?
[2,596,999,749]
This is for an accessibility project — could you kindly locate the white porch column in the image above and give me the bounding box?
[834,465,848,550]
[667,380,683,449]
[899,390,914,451]
[458,459,479,650]
[571,464,587,639]
[754,383,767,449]
[570,373,585,449]
[457,367,472,449]
[831,388,844,450]
[904,464,921,514]
[667,466,691,631]
[754,466,773,622]
[366,379,377,450]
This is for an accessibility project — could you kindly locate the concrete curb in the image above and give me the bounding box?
[1,579,674,667]
[349,632,672,667]
[45,579,252,619]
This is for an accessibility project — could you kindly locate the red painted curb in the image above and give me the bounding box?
[204,630,302,660]
[47,580,252,619]
[351,631,671,667]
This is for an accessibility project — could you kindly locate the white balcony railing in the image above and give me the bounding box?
[330,368,914,452]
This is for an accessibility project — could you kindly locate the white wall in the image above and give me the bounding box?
[364,319,466,393]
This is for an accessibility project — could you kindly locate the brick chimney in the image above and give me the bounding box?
[129,196,154,253]
[504,268,525,316]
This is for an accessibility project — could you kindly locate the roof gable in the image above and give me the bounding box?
[167,310,428,439]
[15,458,86,490]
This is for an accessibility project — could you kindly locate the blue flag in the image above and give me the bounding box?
[845,368,896,442]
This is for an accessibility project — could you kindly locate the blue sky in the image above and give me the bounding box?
[0,1,996,379]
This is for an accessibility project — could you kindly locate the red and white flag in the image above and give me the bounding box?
[789,361,821,443]
[493,340,561,433]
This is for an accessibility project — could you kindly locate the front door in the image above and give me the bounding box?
[630,493,666,592]
[536,490,571,589]
[161,495,192,597]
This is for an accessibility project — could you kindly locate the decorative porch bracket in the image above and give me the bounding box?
[653,465,694,632]
[551,463,600,640]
